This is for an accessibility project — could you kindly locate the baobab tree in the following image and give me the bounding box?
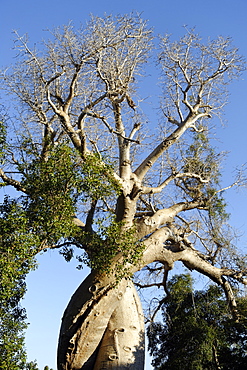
[0,13,246,370]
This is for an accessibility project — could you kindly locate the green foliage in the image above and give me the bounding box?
[17,144,121,248]
[184,132,220,193]
[20,143,80,245]
[183,130,229,222]
[0,311,27,370]
[148,274,247,370]
[0,142,124,365]
[0,120,7,169]
[207,189,229,222]
[0,198,37,369]
[25,362,39,370]
[79,153,121,201]
[77,219,144,280]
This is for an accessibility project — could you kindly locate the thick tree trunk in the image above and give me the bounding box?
[57,225,240,369]
[57,272,145,370]
[93,282,145,370]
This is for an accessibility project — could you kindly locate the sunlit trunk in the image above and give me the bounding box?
[93,282,145,370]
[57,274,145,370]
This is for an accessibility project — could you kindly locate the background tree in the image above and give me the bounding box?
[148,274,247,370]
[0,13,246,370]
[0,121,38,370]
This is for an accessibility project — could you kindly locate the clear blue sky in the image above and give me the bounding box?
[1,0,247,369]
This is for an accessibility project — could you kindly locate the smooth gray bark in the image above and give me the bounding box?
[57,273,145,369]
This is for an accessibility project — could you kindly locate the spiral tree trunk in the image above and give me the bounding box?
[57,272,145,370]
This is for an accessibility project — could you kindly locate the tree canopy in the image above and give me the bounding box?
[148,274,247,369]
[0,195,38,369]
[0,13,246,370]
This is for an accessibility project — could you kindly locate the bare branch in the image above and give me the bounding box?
[134,111,210,181]
[142,171,210,195]
[0,169,26,193]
